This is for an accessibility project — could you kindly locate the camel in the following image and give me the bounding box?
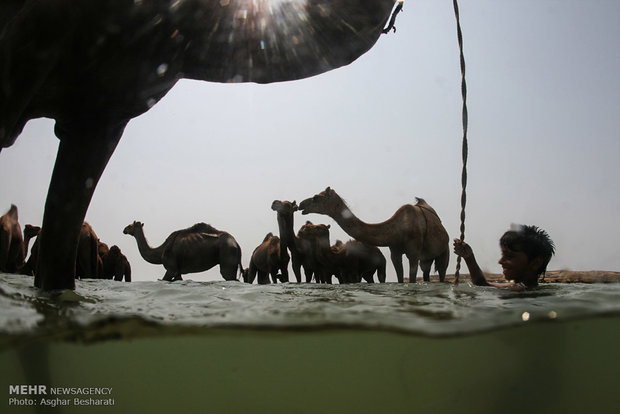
[18,224,41,276]
[19,224,41,276]
[243,232,289,284]
[271,200,316,283]
[0,1,400,291]
[0,204,24,273]
[123,221,242,281]
[337,240,387,283]
[294,221,331,283]
[22,224,41,257]
[297,223,339,283]
[20,222,101,279]
[298,223,387,284]
[75,222,101,279]
[299,187,450,283]
[98,242,132,282]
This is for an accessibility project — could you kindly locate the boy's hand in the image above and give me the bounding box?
[453,239,473,259]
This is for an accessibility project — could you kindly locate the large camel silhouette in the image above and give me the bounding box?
[299,187,450,283]
[123,221,242,281]
[0,1,400,290]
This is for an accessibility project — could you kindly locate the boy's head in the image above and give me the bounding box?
[499,225,555,283]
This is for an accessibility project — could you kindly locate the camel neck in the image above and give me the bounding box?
[315,235,337,266]
[23,234,35,258]
[331,203,392,247]
[276,213,298,252]
[132,227,164,264]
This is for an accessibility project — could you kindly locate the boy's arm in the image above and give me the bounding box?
[453,239,489,286]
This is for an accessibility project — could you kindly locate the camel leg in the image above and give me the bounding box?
[420,259,433,282]
[435,250,450,283]
[377,263,386,283]
[390,249,404,283]
[303,265,313,283]
[362,270,374,283]
[246,262,258,284]
[257,270,269,284]
[162,269,176,281]
[220,263,240,281]
[0,230,9,272]
[279,257,290,283]
[291,255,302,283]
[407,258,420,283]
[34,120,126,290]
[219,239,242,281]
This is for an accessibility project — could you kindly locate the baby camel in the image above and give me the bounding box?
[243,232,289,284]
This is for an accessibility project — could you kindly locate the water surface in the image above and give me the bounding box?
[2,273,619,414]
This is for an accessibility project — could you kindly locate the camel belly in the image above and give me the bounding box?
[165,249,221,274]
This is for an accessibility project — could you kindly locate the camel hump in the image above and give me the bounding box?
[262,232,274,242]
[414,197,428,206]
[164,232,219,257]
[415,197,441,220]
[189,222,218,233]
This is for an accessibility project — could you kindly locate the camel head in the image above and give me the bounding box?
[24,224,41,239]
[123,221,144,236]
[241,268,254,284]
[271,200,298,215]
[98,241,110,257]
[299,187,341,216]
[109,245,122,256]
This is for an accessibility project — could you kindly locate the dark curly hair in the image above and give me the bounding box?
[500,224,555,276]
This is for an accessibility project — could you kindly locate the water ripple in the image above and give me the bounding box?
[1,273,619,339]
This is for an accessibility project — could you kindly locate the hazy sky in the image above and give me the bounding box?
[1,0,619,282]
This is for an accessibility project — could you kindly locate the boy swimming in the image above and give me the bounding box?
[453,224,555,290]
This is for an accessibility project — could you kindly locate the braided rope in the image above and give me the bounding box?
[452,0,468,284]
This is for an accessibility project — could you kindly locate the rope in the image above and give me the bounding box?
[452,0,468,284]
[383,1,404,34]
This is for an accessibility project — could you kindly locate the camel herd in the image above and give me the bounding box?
[1,187,450,285]
[0,205,131,282]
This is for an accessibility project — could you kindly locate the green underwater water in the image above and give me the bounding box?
[1,273,619,413]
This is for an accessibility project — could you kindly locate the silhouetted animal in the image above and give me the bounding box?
[1,0,399,290]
